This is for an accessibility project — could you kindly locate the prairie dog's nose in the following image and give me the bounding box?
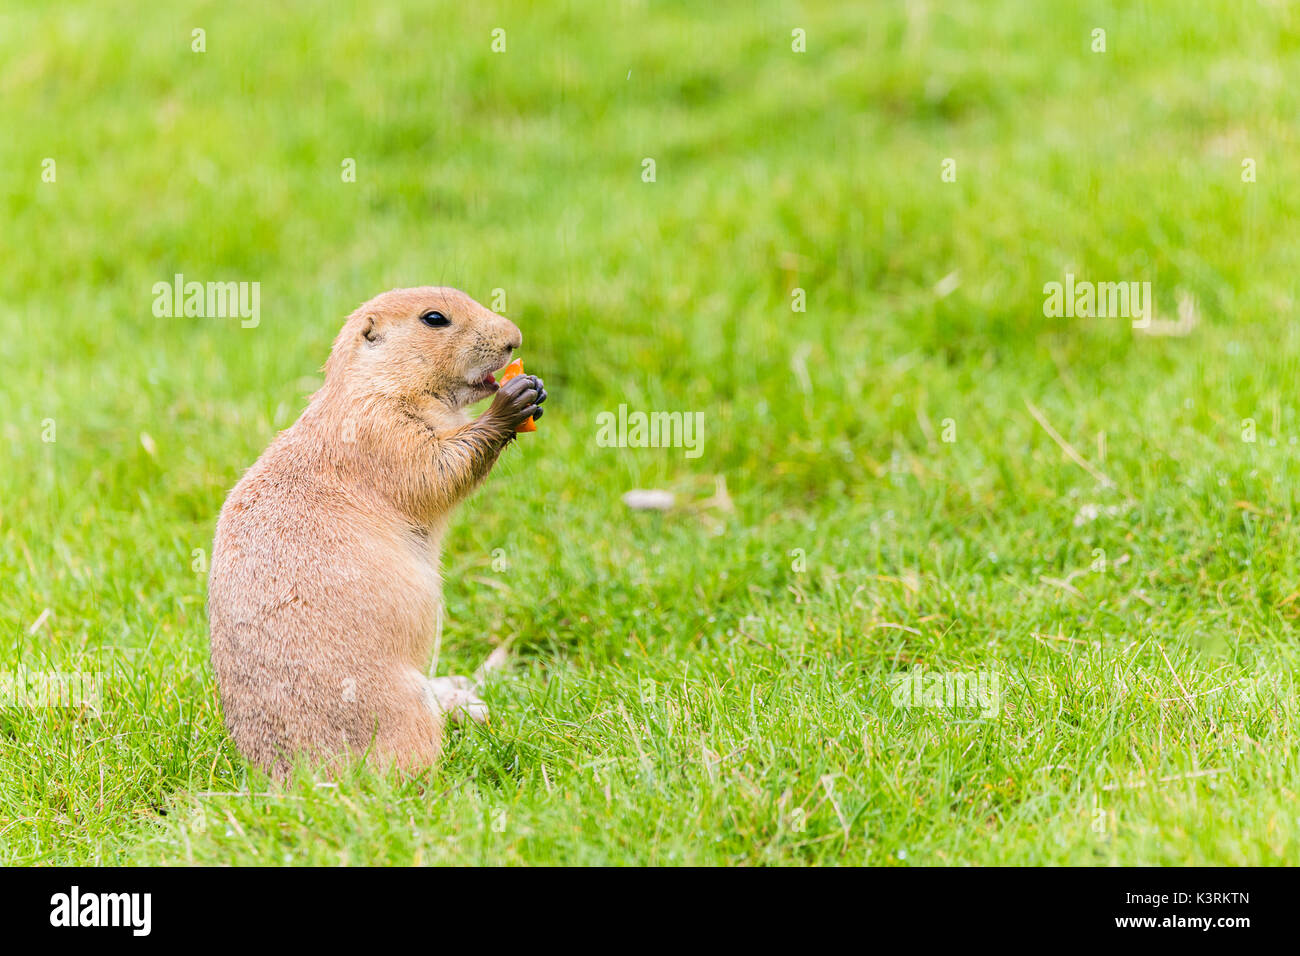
[502,320,522,352]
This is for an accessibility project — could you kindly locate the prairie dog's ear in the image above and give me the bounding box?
[361,315,380,343]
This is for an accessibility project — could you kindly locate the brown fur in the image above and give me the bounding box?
[207,287,544,776]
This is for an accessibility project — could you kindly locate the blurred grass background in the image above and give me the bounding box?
[1,0,1299,864]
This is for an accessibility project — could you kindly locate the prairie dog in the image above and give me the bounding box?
[207,287,547,776]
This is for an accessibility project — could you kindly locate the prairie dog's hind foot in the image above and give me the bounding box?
[427,675,490,725]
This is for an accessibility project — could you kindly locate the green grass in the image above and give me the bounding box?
[2,0,1299,865]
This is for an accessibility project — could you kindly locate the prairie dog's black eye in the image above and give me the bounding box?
[420,310,451,328]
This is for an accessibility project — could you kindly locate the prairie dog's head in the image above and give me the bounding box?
[326,287,522,407]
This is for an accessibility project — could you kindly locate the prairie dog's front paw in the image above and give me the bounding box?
[427,675,490,725]
[489,373,546,432]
